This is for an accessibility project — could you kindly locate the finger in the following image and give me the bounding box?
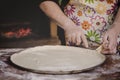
[76,34,81,46]
[108,38,117,54]
[102,43,109,49]
[103,35,109,49]
[101,49,110,54]
[81,34,88,48]
[103,32,109,43]
[109,43,117,54]
[71,34,76,44]
[110,47,117,54]
[65,35,72,46]
[66,41,70,46]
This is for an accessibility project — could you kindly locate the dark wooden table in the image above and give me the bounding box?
[0,46,120,80]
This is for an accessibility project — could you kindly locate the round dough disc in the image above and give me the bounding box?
[10,45,106,74]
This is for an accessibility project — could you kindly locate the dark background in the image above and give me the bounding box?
[0,0,50,38]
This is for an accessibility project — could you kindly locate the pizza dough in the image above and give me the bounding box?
[10,45,106,74]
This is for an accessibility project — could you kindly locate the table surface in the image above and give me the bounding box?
[0,48,120,80]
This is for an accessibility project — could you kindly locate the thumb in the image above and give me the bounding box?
[102,33,109,49]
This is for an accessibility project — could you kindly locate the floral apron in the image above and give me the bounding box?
[63,0,120,53]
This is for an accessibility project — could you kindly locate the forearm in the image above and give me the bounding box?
[112,8,120,34]
[39,1,76,31]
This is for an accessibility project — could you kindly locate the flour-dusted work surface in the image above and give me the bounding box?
[0,48,120,80]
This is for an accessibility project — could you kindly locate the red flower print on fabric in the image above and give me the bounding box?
[64,4,75,16]
[71,16,80,26]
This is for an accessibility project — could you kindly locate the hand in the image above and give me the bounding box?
[102,27,119,54]
[65,27,88,48]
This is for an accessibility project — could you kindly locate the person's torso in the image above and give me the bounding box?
[63,0,119,46]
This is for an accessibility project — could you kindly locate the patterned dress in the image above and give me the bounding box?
[62,0,120,53]
[39,0,120,53]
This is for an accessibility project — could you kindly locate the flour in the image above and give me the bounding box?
[4,72,23,80]
[24,73,60,80]
[0,61,8,73]
[25,73,74,80]
[0,48,24,53]
[22,72,100,80]
[111,55,120,60]
[94,56,120,74]
[1,48,120,80]
[0,61,8,68]
[0,53,8,56]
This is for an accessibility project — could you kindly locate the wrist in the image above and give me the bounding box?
[111,22,120,34]
[62,19,78,31]
[113,22,120,25]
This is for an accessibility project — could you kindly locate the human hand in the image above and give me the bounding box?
[102,27,119,54]
[65,27,88,48]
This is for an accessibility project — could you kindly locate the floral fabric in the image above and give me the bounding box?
[64,0,120,53]
[39,0,120,53]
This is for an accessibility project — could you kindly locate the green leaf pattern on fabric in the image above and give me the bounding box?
[62,0,119,46]
[86,30,100,43]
